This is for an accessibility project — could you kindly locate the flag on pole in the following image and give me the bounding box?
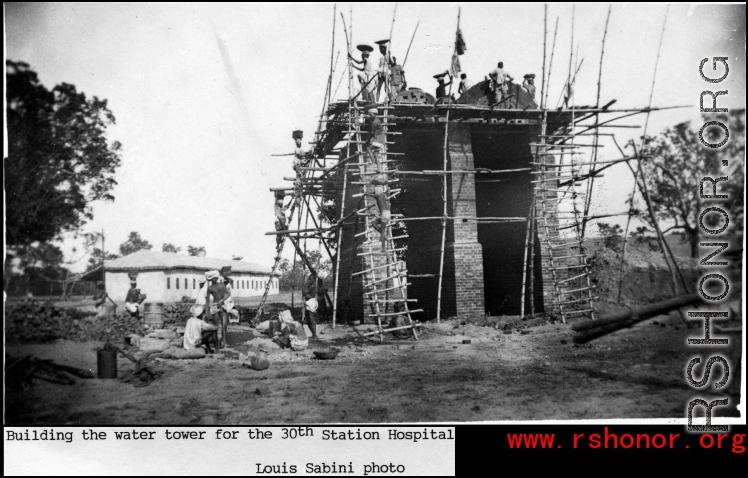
[455,28,467,55]
[450,51,461,76]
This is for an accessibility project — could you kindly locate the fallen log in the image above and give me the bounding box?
[572,293,703,344]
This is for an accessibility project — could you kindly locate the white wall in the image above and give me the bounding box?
[106,270,279,303]
[106,271,167,303]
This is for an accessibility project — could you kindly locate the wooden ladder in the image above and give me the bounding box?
[348,103,421,340]
[531,115,597,323]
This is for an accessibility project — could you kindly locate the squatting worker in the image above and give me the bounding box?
[272,310,309,351]
[366,104,385,164]
[458,73,474,95]
[125,278,146,319]
[304,293,319,340]
[184,305,219,354]
[206,270,231,347]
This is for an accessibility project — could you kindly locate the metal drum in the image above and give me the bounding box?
[96,348,117,379]
[143,302,165,329]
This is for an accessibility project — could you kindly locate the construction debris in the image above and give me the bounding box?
[5,299,147,343]
[5,355,94,389]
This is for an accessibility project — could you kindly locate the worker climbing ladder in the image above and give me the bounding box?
[347,100,422,341]
[253,146,315,323]
[530,113,597,323]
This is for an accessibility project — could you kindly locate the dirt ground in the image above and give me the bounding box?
[5,305,743,424]
[5,240,744,424]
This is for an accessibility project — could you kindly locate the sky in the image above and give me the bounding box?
[4,3,746,272]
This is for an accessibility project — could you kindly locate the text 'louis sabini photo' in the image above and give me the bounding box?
[4,3,744,425]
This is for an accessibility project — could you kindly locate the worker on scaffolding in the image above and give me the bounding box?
[365,104,385,164]
[349,45,375,103]
[488,62,514,105]
[522,73,536,100]
[292,130,309,171]
[365,169,390,249]
[434,71,453,100]
[274,190,287,251]
[374,39,392,102]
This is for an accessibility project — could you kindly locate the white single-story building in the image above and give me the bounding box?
[85,250,279,303]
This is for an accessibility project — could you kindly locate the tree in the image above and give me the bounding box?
[232,255,243,261]
[5,61,122,249]
[277,250,332,291]
[84,231,120,272]
[187,245,206,257]
[637,110,745,257]
[162,243,181,254]
[119,231,153,256]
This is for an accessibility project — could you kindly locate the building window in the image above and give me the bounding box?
[193,279,196,289]
[176,278,179,289]
[167,277,170,289]
[184,278,187,289]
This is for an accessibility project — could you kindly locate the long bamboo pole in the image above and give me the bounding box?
[529,202,536,316]
[333,8,355,329]
[402,21,420,69]
[540,4,547,110]
[616,5,669,301]
[519,201,534,317]
[581,4,611,239]
[543,17,559,111]
[436,7,460,323]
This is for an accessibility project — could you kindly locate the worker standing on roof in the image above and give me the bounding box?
[349,45,375,103]
[389,56,406,99]
[522,74,536,100]
[374,39,391,102]
[434,71,453,100]
[489,62,514,104]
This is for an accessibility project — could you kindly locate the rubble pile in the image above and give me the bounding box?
[162,303,262,325]
[5,299,147,343]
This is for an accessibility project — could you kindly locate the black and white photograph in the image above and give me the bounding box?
[4,0,745,450]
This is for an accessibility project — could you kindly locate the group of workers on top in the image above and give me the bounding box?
[347,36,537,107]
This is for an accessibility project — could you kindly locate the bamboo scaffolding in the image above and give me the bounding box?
[436,7,460,324]
[393,168,532,175]
[616,5,672,303]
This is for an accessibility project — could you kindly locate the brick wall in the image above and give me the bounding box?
[444,123,485,319]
